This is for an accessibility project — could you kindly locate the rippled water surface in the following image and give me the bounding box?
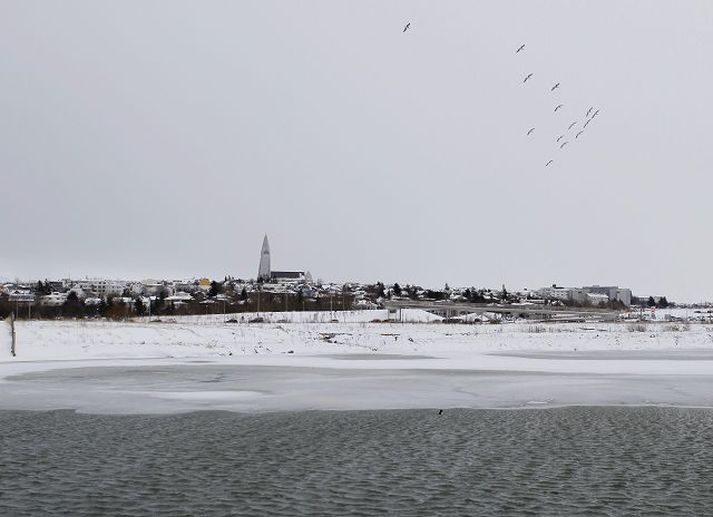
[2,407,713,515]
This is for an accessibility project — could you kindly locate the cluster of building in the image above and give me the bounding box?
[532,285,632,307]
[0,235,665,316]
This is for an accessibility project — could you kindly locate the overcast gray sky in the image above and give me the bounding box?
[1,1,712,301]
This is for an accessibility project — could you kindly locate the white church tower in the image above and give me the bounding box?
[257,234,271,281]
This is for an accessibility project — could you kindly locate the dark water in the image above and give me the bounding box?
[2,407,713,516]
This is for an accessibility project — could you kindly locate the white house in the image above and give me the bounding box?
[40,292,69,306]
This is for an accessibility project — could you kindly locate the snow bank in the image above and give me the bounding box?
[139,308,442,325]
[3,318,713,364]
[150,309,389,325]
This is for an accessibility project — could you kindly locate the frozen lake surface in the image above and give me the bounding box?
[2,407,713,516]
[4,361,713,414]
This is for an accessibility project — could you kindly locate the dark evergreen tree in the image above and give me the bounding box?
[647,296,657,307]
[375,282,386,298]
[392,283,402,296]
[63,291,84,318]
[208,281,223,297]
[134,297,146,316]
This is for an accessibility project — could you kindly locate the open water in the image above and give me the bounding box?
[2,407,713,515]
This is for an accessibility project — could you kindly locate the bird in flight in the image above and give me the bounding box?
[546,159,554,167]
[554,104,564,112]
[516,44,526,53]
[586,107,594,117]
[568,122,577,130]
[551,83,560,91]
[527,127,535,136]
[556,135,565,143]
[403,22,411,32]
[523,73,533,83]
[576,130,584,139]
[560,141,569,149]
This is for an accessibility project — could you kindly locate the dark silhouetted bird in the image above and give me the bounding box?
[438,409,444,415]
[568,122,577,130]
[554,104,564,112]
[546,159,554,167]
[403,22,411,32]
[516,44,525,53]
[523,73,533,83]
[560,141,569,149]
[527,127,535,136]
[551,83,560,91]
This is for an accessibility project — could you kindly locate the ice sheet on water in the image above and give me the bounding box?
[4,363,713,415]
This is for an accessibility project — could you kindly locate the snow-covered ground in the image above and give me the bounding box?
[2,312,713,414]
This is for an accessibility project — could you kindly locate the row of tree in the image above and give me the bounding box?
[0,291,356,320]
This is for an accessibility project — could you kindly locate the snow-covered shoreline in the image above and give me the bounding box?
[2,314,713,414]
[3,314,712,363]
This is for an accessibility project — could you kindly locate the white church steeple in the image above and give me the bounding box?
[257,234,271,281]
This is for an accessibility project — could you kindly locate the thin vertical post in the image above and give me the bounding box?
[10,312,16,357]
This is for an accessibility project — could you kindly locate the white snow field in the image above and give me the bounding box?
[2,311,713,414]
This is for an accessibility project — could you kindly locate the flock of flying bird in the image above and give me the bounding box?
[401,23,600,168]
[515,42,600,167]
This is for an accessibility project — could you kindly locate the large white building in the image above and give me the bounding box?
[62,279,127,298]
[535,284,632,307]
